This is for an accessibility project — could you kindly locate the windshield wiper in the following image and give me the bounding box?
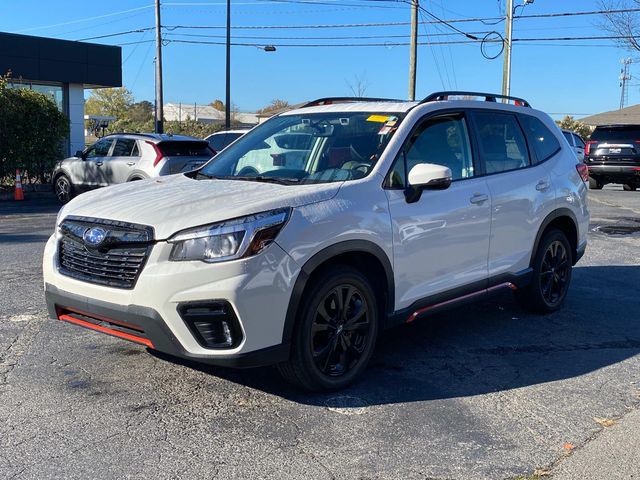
[231,176,300,185]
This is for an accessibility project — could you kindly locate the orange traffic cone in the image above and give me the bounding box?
[14,169,24,201]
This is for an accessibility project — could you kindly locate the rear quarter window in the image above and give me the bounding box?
[519,115,561,163]
[158,141,212,156]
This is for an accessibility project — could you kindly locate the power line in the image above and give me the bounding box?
[121,34,640,48]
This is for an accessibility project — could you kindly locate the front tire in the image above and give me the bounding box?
[515,229,573,314]
[278,266,379,391]
[54,174,74,204]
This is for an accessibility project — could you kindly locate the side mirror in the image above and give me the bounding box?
[405,163,452,203]
[75,150,85,159]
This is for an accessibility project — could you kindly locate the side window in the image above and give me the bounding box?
[519,114,562,163]
[386,114,474,187]
[112,139,137,156]
[573,134,585,149]
[131,141,140,157]
[85,138,113,158]
[472,111,530,174]
[562,131,574,146]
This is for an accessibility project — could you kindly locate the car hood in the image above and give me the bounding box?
[60,174,341,240]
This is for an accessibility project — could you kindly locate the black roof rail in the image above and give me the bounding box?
[301,96,406,108]
[420,91,531,108]
[102,132,160,138]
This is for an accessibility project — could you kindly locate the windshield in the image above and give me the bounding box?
[199,111,403,184]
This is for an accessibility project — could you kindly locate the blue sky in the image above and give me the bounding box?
[1,0,638,117]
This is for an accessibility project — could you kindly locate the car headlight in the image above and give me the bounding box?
[167,208,291,263]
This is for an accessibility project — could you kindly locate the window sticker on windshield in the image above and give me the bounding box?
[302,119,310,125]
[367,114,390,123]
[340,118,349,125]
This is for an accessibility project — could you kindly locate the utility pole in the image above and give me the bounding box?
[408,0,419,101]
[501,0,514,98]
[225,0,231,129]
[154,0,164,133]
[620,58,632,110]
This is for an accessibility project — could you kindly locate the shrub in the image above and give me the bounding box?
[0,75,70,184]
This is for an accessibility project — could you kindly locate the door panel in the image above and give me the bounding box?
[385,112,491,310]
[484,165,554,275]
[387,179,492,309]
[107,139,140,183]
[80,138,113,187]
[470,111,556,276]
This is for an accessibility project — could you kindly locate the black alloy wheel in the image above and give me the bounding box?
[278,266,379,391]
[310,284,372,377]
[54,174,73,204]
[515,228,573,313]
[539,240,571,306]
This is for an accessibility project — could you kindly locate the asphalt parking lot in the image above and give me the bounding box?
[1,188,639,480]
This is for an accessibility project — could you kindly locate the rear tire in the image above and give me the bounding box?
[277,266,379,391]
[515,229,573,314]
[623,184,637,191]
[588,176,603,190]
[54,174,74,204]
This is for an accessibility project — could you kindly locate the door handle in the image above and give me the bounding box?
[470,193,489,205]
[536,180,550,191]
[126,162,136,166]
[96,162,103,167]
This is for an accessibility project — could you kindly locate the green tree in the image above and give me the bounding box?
[0,74,69,184]
[556,116,594,140]
[128,100,154,123]
[85,87,134,119]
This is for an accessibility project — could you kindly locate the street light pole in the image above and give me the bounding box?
[408,0,419,101]
[501,0,513,98]
[225,0,231,130]
[154,0,164,133]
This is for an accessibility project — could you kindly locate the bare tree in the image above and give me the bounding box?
[346,72,369,97]
[598,0,640,51]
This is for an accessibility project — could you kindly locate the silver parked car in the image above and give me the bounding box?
[53,133,214,203]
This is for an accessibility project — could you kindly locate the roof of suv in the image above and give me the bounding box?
[103,133,204,143]
[282,92,533,117]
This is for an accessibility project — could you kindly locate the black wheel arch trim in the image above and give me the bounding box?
[281,240,395,345]
[530,208,580,266]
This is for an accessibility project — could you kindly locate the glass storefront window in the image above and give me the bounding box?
[8,81,64,111]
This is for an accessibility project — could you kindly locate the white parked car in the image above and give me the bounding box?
[562,129,586,161]
[44,92,589,390]
[205,129,250,153]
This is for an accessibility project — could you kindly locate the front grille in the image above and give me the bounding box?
[57,216,154,289]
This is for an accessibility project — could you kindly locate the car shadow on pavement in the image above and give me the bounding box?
[151,265,640,407]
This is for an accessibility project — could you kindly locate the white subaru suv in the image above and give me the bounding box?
[43,92,589,390]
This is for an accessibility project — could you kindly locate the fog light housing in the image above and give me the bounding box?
[177,301,243,349]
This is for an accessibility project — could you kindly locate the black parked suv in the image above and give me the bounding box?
[585,125,640,191]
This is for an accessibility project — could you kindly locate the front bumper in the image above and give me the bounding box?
[43,232,301,363]
[45,284,289,367]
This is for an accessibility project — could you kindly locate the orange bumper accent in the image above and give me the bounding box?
[58,313,154,348]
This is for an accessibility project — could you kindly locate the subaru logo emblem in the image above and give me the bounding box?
[83,227,107,247]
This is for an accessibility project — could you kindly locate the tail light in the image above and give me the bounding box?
[576,163,589,182]
[585,140,597,156]
[145,141,164,167]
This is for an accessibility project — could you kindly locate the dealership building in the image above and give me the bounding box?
[0,32,121,156]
